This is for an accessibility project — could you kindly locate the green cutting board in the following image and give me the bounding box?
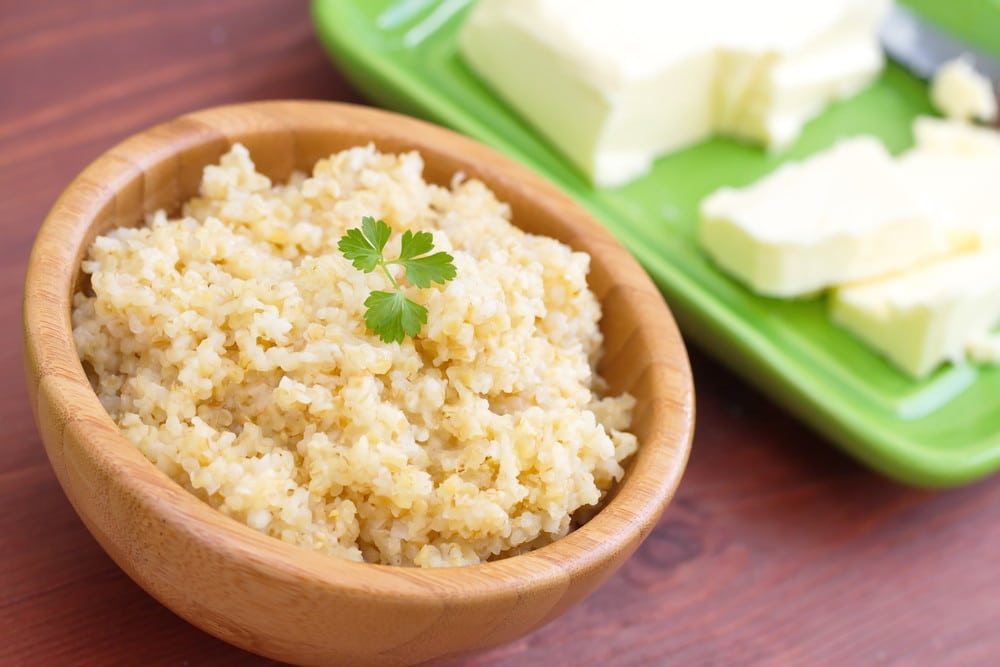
[312,0,1000,486]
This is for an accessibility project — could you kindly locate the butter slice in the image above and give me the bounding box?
[458,0,888,186]
[930,57,998,123]
[831,249,1000,377]
[698,138,949,297]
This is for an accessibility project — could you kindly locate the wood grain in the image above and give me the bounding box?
[3,1,1000,666]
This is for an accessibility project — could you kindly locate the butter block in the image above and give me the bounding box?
[831,248,1000,377]
[698,138,950,297]
[930,57,998,123]
[459,0,889,186]
[458,0,714,186]
[713,1,887,149]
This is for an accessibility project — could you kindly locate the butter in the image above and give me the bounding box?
[700,118,1000,296]
[831,249,1000,377]
[458,0,889,186]
[897,117,1000,248]
[699,117,1000,376]
[930,57,998,124]
[698,137,949,297]
[911,116,1000,156]
[712,2,887,149]
[897,151,1000,249]
[966,332,1000,365]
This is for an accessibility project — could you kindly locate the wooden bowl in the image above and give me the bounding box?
[23,101,694,666]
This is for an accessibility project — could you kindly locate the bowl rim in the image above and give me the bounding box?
[23,100,694,603]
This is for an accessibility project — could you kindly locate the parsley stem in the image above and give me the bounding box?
[377,260,400,290]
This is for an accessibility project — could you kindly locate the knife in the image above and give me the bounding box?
[879,4,1000,83]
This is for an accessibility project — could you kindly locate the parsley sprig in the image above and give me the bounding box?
[338,216,457,343]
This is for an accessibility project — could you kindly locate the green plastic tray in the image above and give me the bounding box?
[312,0,1000,486]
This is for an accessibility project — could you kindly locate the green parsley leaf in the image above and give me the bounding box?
[363,290,428,344]
[338,218,457,343]
[399,250,457,288]
[337,216,392,273]
[397,230,457,287]
[362,216,391,254]
[397,229,435,260]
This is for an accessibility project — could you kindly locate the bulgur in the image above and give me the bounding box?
[72,144,637,567]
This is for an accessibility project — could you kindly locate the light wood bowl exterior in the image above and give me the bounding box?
[23,101,694,667]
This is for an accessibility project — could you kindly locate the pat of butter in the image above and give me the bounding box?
[898,117,1000,249]
[698,138,950,297]
[458,0,889,186]
[831,248,1000,377]
[930,57,998,124]
[966,332,1000,365]
[897,151,1000,249]
[911,116,1000,156]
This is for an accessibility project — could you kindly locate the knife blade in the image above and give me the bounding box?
[879,4,1000,82]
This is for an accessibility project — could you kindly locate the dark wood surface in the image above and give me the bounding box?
[2,2,998,665]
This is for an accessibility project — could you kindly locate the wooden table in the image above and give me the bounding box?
[3,2,998,665]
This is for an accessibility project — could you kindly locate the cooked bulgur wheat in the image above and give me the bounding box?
[72,144,637,567]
